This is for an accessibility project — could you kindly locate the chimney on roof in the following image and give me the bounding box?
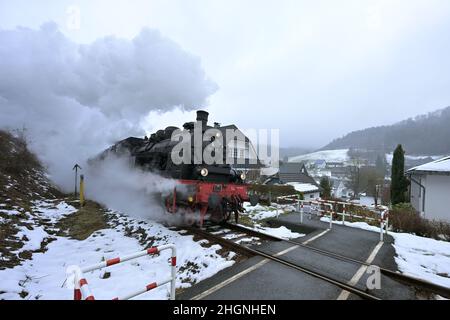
[196,110,209,128]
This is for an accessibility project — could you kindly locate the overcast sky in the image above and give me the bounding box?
[2,0,450,149]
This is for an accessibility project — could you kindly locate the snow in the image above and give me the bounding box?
[391,233,450,288]
[408,156,450,173]
[14,226,48,252]
[242,202,296,221]
[289,149,349,163]
[31,200,77,223]
[0,202,236,300]
[0,208,21,216]
[240,203,305,240]
[257,226,304,240]
[320,217,450,288]
[287,182,319,193]
[237,224,304,240]
[260,167,279,177]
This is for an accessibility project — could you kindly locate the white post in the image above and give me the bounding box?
[300,202,304,224]
[380,219,384,242]
[342,204,346,225]
[170,246,177,300]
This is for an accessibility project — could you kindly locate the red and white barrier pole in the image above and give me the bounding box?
[70,244,177,300]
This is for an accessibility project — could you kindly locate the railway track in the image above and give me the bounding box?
[188,223,381,300]
[187,222,450,300]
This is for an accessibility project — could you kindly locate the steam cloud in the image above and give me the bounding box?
[0,23,217,219]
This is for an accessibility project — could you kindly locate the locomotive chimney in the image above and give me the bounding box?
[196,110,209,127]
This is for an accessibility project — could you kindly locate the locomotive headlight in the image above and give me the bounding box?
[240,172,246,180]
[200,168,209,177]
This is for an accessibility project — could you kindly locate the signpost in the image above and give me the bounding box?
[73,164,82,196]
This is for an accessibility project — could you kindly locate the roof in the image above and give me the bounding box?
[407,156,450,175]
[279,163,308,174]
[278,163,319,185]
[286,182,320,193]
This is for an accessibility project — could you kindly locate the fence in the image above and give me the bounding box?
[70,244,177,300]
[275,196,389,241]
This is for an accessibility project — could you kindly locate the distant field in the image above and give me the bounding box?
[288,149,349,163]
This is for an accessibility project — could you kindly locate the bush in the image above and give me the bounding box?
[389,203,450,241]
[248,184,298,205]
[0,129,42,175]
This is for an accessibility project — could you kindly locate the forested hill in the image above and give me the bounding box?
[321,106,450,155]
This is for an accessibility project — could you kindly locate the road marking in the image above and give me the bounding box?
[302,229,330,245]
[192,227,331,300]
[336,241,384,300]
[191,245,299,300]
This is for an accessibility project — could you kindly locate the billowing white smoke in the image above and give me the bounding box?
[84,155,178,221]
[0,22,217,220]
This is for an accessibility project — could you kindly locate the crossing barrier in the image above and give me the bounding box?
[70,244,177,300]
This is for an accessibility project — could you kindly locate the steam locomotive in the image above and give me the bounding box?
[101,111,254,226]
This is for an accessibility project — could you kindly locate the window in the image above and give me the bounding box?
[310,194,314,199]
[239,149,244,158]
[233,148,238,158]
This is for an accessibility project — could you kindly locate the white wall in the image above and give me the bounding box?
[423,174,450,222]
[304,191,320,200]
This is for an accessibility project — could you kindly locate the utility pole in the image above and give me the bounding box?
[73,164,82,196]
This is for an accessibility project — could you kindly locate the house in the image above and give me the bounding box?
[218,124,263,181]
[406,156,450,222]
[264,163,321,199]
[330,177,352,199]
[326,161,344,168]
[314,159,326,169]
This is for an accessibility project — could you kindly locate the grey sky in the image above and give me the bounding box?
[1,0,450,148]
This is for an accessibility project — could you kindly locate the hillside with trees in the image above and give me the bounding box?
[322,106,450,155]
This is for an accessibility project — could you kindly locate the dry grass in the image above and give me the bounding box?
[56,200,108,240]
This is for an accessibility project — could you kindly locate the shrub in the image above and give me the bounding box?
[0,129,42,176]
[389,203,450,241]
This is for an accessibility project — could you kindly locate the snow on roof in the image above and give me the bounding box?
[408,156,450,173]
[286,182,320,193]
[260,167,279,176]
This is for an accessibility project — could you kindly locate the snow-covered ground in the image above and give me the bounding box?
[241,202,304,240]
[242,202,296,221]
[320,217,450,288]
[0,200,235,300]
[288,149,349,163]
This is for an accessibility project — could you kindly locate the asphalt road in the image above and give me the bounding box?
[178,212,418,300]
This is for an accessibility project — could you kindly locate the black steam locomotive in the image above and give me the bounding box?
[99,111,252,226]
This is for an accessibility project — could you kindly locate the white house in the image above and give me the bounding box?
[406,156,450,222]
[286,182,321,200]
